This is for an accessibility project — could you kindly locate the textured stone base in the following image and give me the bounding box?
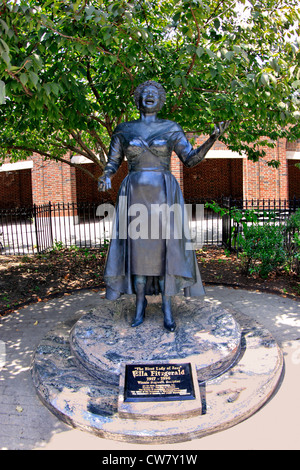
[31,295,283,444]
[69,295,242,385]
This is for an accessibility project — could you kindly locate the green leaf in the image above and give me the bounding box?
[20,73,28,86]
[0,80,6,104]
[225,51,234,61]
[29,71,39,87]
[260,73,270,86]
[173,12,181,23]
[32,53,43,69]
[214,18,220,30]
[181,76,188,87]
[196,46,204,58]
[0,39,9,54]
[205,47,216,59]
[50,83,60,96]
[0,19,9,34]
[1,51,10,68]
[174,76,181,86]
[43,83,51,97]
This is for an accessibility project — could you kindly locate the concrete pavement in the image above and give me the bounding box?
[0,285,300,450]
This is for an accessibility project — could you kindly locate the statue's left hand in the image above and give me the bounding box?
[98,175,111,192]
[211,121,231,138]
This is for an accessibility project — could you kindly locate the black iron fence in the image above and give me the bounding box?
[221,197,300,250]
[0,198,299,255]
[0,202,116,255]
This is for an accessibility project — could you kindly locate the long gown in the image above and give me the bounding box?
[103,118,206,300]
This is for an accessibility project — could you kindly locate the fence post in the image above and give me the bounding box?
[33,204,39,254]
[228,196,232,251]
[49,201,54,249]
[221,196,232,250]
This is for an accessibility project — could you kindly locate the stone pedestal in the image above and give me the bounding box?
[31,295,283,444]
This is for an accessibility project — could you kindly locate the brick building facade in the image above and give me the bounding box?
[0,136,299,208]
[171,135,300,202]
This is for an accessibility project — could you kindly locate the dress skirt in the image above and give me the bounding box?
[104,170,205,300]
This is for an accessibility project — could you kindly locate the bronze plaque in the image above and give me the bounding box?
[124,363,196,402]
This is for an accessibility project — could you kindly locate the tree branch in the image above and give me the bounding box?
[0,143,102,180]
[54,155,101,181]
[49,137,97,162]
[86,114,107,128]
[5,69,33,97]
[171,1,236,113]
[86,60,104,106]
[171,7,201,112]
[85,129,108,163]
[69,130,100,164]
[40,19,135,83]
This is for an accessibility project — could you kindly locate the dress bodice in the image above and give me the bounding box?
[104,119,194,176]
[123,134,173,171]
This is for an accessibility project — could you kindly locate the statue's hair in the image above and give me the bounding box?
[134,80,166,110]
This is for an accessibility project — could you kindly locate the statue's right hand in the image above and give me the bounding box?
[211,121,231,138]
[98,175,111,192]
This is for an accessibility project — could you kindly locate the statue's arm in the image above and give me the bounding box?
[98,130,124,192]
[174,122,230,168]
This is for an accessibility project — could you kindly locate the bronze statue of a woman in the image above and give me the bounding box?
[98,80,229,331]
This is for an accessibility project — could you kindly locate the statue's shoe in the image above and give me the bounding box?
[164,320,176,332]
[131,299,148,327]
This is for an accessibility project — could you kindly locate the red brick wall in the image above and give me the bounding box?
[1,134,299,208]
[0,169,32,209]
[170,153,184,191]
[174,134,295,201]
[174,134,242,200]
[287,139,300,151]
[76,161,128,204]
[31,153,77,205]
[183,158,243,201]
[243,138,288,200]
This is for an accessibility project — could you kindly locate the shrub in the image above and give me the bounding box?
[284,208,300,275]
[237,222,286,278]
[206,201,299,278]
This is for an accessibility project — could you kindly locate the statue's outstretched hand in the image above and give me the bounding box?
[98,175,111,192]
[211,121,231,138]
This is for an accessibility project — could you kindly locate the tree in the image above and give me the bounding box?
[0,0,299,181]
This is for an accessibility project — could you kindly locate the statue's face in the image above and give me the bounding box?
[139,85,161,113]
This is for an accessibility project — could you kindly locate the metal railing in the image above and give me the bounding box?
[0,198,299,255]
[0,202,113,255]
[0,200,222,255]
[221,197,300,250]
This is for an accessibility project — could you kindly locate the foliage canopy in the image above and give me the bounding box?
[0,0,299,179]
